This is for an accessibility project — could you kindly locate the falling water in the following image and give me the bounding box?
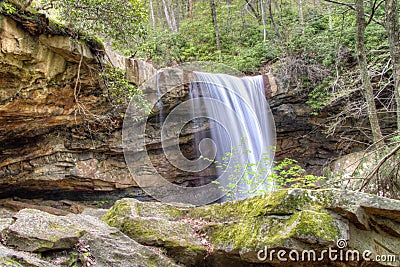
[189,72,275,200]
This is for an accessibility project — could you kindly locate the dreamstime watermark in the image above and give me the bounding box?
[257,239,399,263]
[122,62,276,205]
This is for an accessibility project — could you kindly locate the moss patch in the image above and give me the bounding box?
[102,198,188,227]
[189,189,334,223]
[205,209,340,253]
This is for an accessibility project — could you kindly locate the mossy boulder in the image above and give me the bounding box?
[103,198,206,266]
[7,209,84,252]
[2,208,180,266]
[104,189,400,266]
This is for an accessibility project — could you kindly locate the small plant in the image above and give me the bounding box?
[0,2,18,14]
[204,141,323,200]
[271,158,324,189]
[99,65,151,117]
[202,139,274,200]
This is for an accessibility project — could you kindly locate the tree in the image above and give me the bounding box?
[210,0,222,61]
[161,0,172,31]
[267,0,282,39]
[354,0,384,144]
[260,0,267,42]
[149,0,156,30]
[385,0,400,131]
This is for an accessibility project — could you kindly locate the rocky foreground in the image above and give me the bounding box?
[0,189,398,266]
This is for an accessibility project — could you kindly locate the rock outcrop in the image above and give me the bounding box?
[103,188,400,266]
[0,13,155,199]
[0,189,397,266]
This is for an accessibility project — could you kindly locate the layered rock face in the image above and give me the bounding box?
[0,14,151,198]
[0,12,363,199]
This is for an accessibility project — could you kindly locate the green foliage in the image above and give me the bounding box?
[99,65,151,116]
[306,80,331,112]
[201,140,274,200]
[0,2,18,14]
[270,158,324,189]
[138,0,279,71]
[30,0,148,54]
[204,143,322,200]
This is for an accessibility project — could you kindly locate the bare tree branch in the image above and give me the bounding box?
[360,143,400,190]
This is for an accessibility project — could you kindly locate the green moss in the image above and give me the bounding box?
[191,190,341,252]
[207,209,340,252]
[102,198,135,227]
[287,210,341,240]
[102,198,188,226]
[134,203,188,221]
[190,189,333,223]
[47,19,69,36]
[188,194,273,222]
[103,198,206,264]
[121,217,203,250]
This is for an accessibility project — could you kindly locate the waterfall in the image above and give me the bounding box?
[189,72,275,200]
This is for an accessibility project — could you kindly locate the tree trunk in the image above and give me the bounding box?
[162,0,175,32]
[167,0,178,31]
[149,0,156,30]
[260,0,267,42]
[327,3,333,30]
[245,0,262,24]
[210,0,222,61]
[267,0,282,39]
[355,0,384,144]
[189,0,194,32]
[298,0,305,34]
[385,0,400,131]
[226,0,233,35]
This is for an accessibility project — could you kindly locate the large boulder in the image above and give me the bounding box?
[1,208,180,266]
